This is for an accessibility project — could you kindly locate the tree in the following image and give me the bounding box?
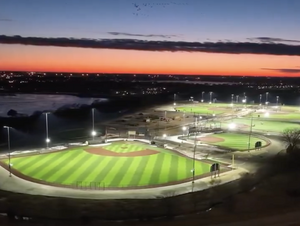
[282,128,300,155]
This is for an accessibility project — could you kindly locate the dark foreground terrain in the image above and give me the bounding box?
[1,153,300,225]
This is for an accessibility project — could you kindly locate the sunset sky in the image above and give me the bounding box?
[0,0,300,76]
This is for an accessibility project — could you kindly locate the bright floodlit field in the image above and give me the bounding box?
[250,112,300,120]
[176,103,233,114]
[1,141,213,188]
[198,132,268,151]
[224,118,300,133]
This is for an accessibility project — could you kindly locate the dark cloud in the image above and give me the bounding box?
[261,68,300,73]
[107,32,177,39]
[1,35,300,56]
[249,37,300,44]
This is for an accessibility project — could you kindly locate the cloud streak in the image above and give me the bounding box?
[261,68,300,73]
[0,18,13,22]
[107,32,177,39]
[1,35,300,56]
[249,37,300,44]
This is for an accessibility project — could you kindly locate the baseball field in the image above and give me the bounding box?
[176,103,233,114]
[197,132,268,151]
[224,117,300,133]
[0,141,214,189]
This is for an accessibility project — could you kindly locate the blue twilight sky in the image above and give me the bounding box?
[1,0,300,42]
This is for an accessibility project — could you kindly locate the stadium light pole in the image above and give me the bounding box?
[192,132,197,185]
[4,126,11,177]
[259,94,262,105]
[276,96,279,106]
[231,94,234,104]
[173,93,176,106]
[236,95,239,104]
[91,108,96,140]
[209,92,213,104]
[266,92,269,105]
[44,112,50,149]
[201,91,205,102]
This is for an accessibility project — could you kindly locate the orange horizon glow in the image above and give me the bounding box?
[1,44,300,77]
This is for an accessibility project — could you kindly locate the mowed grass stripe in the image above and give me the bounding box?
[33,151,78,179]
[63,154,99,184]
[158,153,172,183]
[185,158,193,179]
[128,157,150,187]
[49,151,89,183]
[88,157,112,183]
[108,157,133,187]
[168,155,179,182]
[91,157,118,187]
[102,157,129,187]
[11,154,51,172]
[83,156,108,183]
[177,157,187,180]
[149,154,165,185]
[137,154,158,186]
[119,157,144,186]
[75,156,110,184]
[21,151,67,176]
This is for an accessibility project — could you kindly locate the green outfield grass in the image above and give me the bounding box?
[176,103,233,114]
[250,112,300,120]
[1,141,212,188]
[202,133,268,151]
[224,117,300,133]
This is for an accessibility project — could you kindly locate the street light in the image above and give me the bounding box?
[259,94,262,105]
[231,94,234,103]
[228,123,236,130]
[3,126,12,177]
[209,92,213,104]
[236,95,239,103]
[276,96,279,106]
[182,126,187,136]
[264,112,270,117]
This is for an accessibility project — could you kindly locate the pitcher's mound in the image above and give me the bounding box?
[198,136,224,143]
[85,147,159,157]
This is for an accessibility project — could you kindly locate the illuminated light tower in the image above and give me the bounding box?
[209,92,213,104]
[182,126,187,136]
[44,112,51,149]
[259,94,262,105]
[276,96,279,106]
[3,126,12,177]
[265,92,269,105]
[173,94,176,106]
[231,94,234,104]
[236,95,239,103]
[201,91,205,102]
[91,108,96,140]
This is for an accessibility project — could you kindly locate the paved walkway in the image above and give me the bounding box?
[0,164,246,200]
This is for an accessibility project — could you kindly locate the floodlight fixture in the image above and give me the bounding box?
[228,123,236,130]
